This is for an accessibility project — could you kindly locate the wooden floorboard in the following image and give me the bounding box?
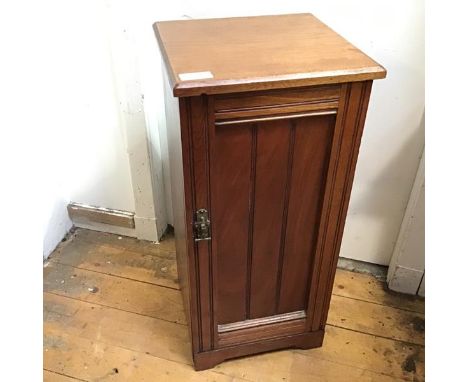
[48,238,179,290]
[44,228,425,381]
[328,295,425,345]
[44,292,424,380]
[44,262,186,324]
[70,228,177,256]
[44,293,192,365]
[332,269,424,314]
[44,328,250,382]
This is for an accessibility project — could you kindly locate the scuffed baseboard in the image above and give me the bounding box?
[72,220,137,238]
[134,215,160,242]
[67,202,163,242]
[387,265,424,295]
[67,202,135,228]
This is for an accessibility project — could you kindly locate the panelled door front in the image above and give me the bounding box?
[207,87,340,348]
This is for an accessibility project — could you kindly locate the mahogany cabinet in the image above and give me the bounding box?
[154,13,386,370]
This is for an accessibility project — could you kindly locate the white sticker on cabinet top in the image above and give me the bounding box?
[178,71,214,81]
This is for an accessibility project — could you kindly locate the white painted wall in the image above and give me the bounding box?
[42,0,164,257]
[65,1,135,213]
[41,1,136,258]
[105,1,168,240]
[42,178,72,259]
[388,149,425,295]
[134,0,424,265]
[41,0,424,265]
[334,3,425,265]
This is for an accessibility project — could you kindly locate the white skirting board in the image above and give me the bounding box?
[72,216,161,242]
[388,266,425,295]
[67,202,162,242]
[387,147,425,295]
[73,221,137,238]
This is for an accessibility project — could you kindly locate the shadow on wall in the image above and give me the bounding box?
[341,110,425,265]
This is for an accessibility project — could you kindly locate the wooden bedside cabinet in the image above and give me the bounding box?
[153,13,386,370]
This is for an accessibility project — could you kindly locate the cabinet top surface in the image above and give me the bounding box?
[154,13,386,97]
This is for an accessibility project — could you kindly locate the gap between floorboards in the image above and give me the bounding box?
[44,369,88,382]
[43,291,187,327]
[44,289,423,348]
[45,261,180,291]
[46,260,423,315]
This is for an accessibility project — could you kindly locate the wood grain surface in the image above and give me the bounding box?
[44,228,424,381]
[154,14,386,96]
[164,76,382,368]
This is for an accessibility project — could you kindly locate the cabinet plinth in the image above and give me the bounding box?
[154,13,385,370]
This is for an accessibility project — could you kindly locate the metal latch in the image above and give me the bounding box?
[194,209,211,242]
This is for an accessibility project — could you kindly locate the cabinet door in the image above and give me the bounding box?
[183,83,372,351]
[211,112,336,345]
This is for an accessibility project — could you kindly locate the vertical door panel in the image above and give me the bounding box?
[213,124,252,324]
[277,115,335,313]
[213,114,335,325]
[249,121,290,318]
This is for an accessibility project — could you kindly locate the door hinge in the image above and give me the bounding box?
[194,209,211,242]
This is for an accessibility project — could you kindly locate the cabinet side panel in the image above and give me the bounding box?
[163,70,199,353]
[278,114,335,314]
[308,81,373,331]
